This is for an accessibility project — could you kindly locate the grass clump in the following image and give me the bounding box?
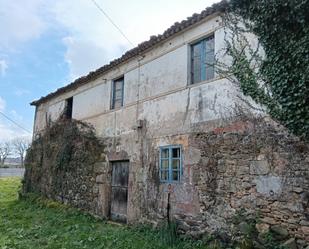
[0,177,210,249]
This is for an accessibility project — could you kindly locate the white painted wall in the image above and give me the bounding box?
[72,80,111,120]
[48,101,65,122]
[34,14,252,138]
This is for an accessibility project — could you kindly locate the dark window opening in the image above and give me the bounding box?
[65,97,73,119]
[191,34,215,84]
[111,76,124,109]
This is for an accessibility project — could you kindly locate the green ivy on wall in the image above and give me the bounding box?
[225,0,309,140]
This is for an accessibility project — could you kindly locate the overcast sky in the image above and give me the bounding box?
[0,0,219,141]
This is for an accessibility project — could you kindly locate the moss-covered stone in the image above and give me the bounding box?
[22,119,109,217]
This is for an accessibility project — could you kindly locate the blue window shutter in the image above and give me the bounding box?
[169,147,172,182]
[159,145,182,183]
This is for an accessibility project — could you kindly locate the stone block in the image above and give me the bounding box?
[256,223,270,234]
[261,217,277,225]
[286,202,304,212]
[217,159,226,173]
[236,166,249,175]
[296,239,307,248]
[300,220,309,226]
[254,176,282,196]
[96,174,105,184]
[300,226,309,235]
[241,181,252,190]
[93,162,107,173]
[270,225,289,239]
[292,187,303,194]
[250,160,270,175]
[282,238,297,249]
[286,219,298,225]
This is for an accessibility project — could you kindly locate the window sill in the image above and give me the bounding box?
[160,181,182,185]
[110,106,124,111]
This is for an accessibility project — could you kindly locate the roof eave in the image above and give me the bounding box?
[30,0,228,107]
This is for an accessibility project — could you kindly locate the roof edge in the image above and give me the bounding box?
[31,0,228,106]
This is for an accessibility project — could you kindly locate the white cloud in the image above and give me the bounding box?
[0,122,19,142]
[0,121,31,142]
[50,0,219,80]
[51,0,130,80]
[14,88,30,97]
[0,98,31,142]
[0,0,219,80]
[0,0,219,141]
[62,36,124,80]
[10,110,23,122]
[0,0,46,51]
[0,60,8,76]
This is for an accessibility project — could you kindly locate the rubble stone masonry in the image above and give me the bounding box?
[23,118,309,246]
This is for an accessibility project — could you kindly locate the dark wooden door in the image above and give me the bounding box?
[110,161,129,222]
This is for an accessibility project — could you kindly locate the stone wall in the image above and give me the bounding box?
[23,117,309,247]
[177,119,309,245]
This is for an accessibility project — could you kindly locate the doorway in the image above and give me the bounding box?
[110,161,129,222]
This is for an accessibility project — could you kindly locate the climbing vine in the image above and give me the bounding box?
[218,0,309,141]
[23,119,105,195]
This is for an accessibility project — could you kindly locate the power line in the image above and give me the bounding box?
[0,111,32,134]
[90,0,135,47]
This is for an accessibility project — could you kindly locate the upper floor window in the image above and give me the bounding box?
[64,97,73,119]
[191,34,215,84]
[159,145,182,183]
[111,76,124,109]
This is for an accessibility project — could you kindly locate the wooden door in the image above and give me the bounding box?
[110,161,129,222]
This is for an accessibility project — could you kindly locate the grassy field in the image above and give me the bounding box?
[0,178,210,249]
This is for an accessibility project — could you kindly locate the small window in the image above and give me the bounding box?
[191,34,215,84]
[65,97,73,119]
[159,145,182,183]
[111,76,124,109]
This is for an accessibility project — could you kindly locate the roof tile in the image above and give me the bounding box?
[31,0,228,106]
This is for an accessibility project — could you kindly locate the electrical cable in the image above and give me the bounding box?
[90,0,135,47]
[0,111,32,134]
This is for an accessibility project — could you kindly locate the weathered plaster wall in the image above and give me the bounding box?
[48,101,65,122]
[33,14,226,134]
[29,11,309,247]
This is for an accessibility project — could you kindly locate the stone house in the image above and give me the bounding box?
[29,1,308,244]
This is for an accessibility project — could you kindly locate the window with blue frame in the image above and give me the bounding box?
[111,76,124,109]
[159,145,182,183]
[191,34,215,84]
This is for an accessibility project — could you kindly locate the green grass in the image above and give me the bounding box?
[0,178,207,249]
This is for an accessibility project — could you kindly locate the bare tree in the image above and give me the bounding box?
[0,142,12,167]
[12,137,30,168]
